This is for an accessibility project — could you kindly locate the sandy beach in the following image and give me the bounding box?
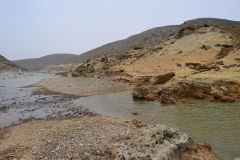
[35,77,132,96]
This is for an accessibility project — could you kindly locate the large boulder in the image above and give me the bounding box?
[219,96,235,102]
[158,80,212,98]
[160,94,177,104]
[132,80,240,103]
[149,72,175,85]
[180,138,223,160]
[157,81,213,103]
[132,85,159,100]
[117,125,222,160]
[135,72,175,85]
[133,80,215,103]
[118,125,189,160]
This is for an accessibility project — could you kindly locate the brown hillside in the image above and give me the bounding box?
[13,18,240,73]
[0,55,24,72]
[14,54,80,71]
[78,18,240,62]
[69,18,240,103]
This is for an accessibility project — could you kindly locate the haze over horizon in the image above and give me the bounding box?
[1,0,240,60]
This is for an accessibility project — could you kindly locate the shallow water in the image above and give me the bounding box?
[0,73,239,159]
[0,72,91,128]
[75,91,240,160]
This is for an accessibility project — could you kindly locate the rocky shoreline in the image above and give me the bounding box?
[132,79,240,104]
[0,115,222,160]
[0,75,224,160]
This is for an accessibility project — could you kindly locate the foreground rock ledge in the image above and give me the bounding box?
[0,116,222,160]
[118,125,222,160]
[118,125,188,160]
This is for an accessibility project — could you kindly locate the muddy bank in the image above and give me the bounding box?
[35,77,132,96]
[0,115,222,160]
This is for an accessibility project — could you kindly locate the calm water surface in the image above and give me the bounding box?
[75,91,240,160]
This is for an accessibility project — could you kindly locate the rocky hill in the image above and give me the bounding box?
[78,18,240,62]
[69,18,240,103]
[14,18,240,72]
[0,55,24,72]
[14,54,80,71]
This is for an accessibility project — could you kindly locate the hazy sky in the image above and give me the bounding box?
[0,0,240,60]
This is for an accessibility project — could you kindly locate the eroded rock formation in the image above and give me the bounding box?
[133,80,240,103]
[117,125,222,160]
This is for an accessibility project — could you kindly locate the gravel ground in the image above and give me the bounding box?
[0,115,140,160]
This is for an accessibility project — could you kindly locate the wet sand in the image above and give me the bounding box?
[35,77,132,96]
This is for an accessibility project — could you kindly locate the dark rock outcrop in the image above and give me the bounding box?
[180,138,223,160]
[200,44,211,50]
[216,45,233,59]
[185,61,222,72]
[234,58,240,62]
[223,64,240,69]
[219,96,236,102]
[132,80,240,103]
[135,72,175,85]
[101,70,131,77]
[149,72,175,85]
[70,52,132,77]
[132,85,158,100]
[157,81,212,103]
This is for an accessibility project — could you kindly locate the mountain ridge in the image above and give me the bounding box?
[14,53,80,71]
[78,18,240,62]
[14,18,240,71]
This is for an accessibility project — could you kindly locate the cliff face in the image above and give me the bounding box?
[0,55,24,72]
